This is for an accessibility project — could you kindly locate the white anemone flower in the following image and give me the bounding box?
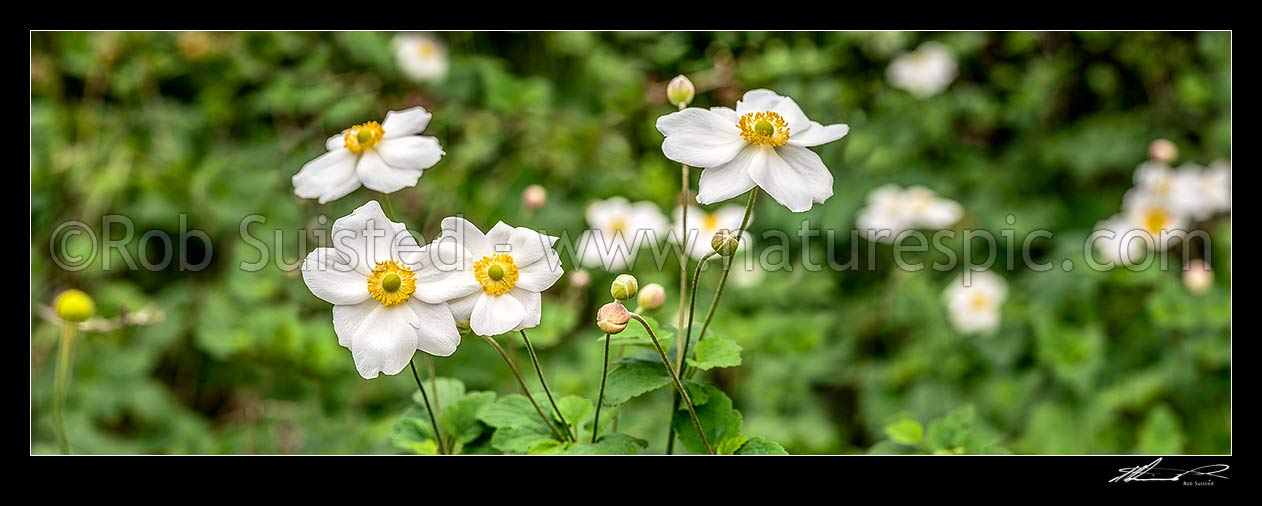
[300,201,461,379]
[1132,160,1178,202]
[393,32,449,83]
[855,184,962,242]
[887,41,958,98]
[423,217,565,337]
[292,107,445,204]
[1121,190,1189,251]
[1170,160,1231,221]
[655,89,850,212]
[577,197,669,271]
[943,270,1007,335]
[674,204,749,260]
[1091,214,1148,267]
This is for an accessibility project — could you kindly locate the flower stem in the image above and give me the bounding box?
[519,330,575,442]
[424,355,442,437]
[481,334,568,442]
[629,313,713,455]
[409,360,448,455]
[686,188,758,380]
[665,250,716,453]
[592,333,612,443]
[52,323,77,455]
[675,99,691,378]
[380,192,399,221]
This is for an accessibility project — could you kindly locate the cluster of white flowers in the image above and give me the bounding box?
[855,184,963,242]
[943,270,1008,335]
[886,41,958,98]
[1093,156,1231,267]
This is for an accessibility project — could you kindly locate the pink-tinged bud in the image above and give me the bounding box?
[597,301,631,334]
[1183,259,1213,295]
[637,283,666,312]
[569,269,591,290]
[522,184,547,210]
[1148,139,1179,164]
[666,75,695,108]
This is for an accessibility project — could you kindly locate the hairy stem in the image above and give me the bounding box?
[592,333,612,443]
[520,330,575,442]
[481,334,567,442]
[630,313,713,455]
[409,360,448,455]
[686,188,759,380]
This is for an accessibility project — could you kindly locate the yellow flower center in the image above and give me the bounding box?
[610,217,628,234]
[367,260,416,307]
[703,213,720,231]
[418,40,436,58]
[969,293,990,311]
[474,253,519,296]
[738,111,790,147]
[1143,208,1171,236]
[344,121,385,154]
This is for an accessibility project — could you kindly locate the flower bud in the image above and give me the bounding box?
[666,75,695,108]
[1148,138,1179,164]
[522,184,547,211]
[711,228,739,257]
[597,302,631,334]
[456,320,472,337]
[569,269,591,290]
[1183,259,1213,295]
[637,283,666,312]
[54,289,95,323]
[610,274,638,301]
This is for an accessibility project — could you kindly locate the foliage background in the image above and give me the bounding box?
[30,31,1231,454]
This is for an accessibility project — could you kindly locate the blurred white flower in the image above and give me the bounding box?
[1132,160,1179,202]
[728,247,765,288]
[855,184,962,242]
[577,197,669,271]
[393,32,449,83]
[674,204,749,260]
[1091,214,1148,267]
[1170,160,1231,221]
[656,88,849,212]
[300,201,460,379]
[293,107,445,204]
[944,270,1007,335]
[423,217,564,337]
[1121,190,1189,251]
[887,41,957,98]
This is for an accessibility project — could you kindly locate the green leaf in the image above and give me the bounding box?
[391,405,438,454]
[672,384,743,454]
[527,439,569,455]
[925,406,975,453]
[884,419,924,446]
[556,395,593,428]
[563,433,649,455]
[413,377,467,414]
[686,335,742,371]
[602,358,672,406]
[716,436,750,455]
[736,437,789,455]
[1137,404,1185,454]
[491,426,558,454]
[440,391,496,445]
[480,394,563,454]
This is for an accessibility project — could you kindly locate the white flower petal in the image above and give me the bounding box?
[586,197,630,230]
[756,144,834,211]
[515,253,564,292]
[710,106,739,123]
[411,241,481,304]
[440,216,491,259]
[657,108,746,168]
[696,144,760,205]
[333,300,377,347]
[790,122,850,147]
[408,298,461,356]
[331,200,421,270]
[470,293,525,336]
[770,95,811,134]
[507,226,554,267]
[577,229,633,271]
[327,130,349,151]
[717,204,749,230]
[381,106,432,138]
[293,149,360,204]
[350,304,420,379]
[357,150,423,194]
[510,288,542,331]
[301,247,371,305]
[449,292,479,323]
[736,89,782,115]
[376,135,444,172]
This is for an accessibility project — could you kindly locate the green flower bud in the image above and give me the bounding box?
[666,75,695,108]
[637,283,666,312]
[597,302,631,335]
[711,229,739,257]
[456,320,472,337]
[610,274,639,301]
[54,289,95,323]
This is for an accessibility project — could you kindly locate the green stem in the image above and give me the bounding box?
[380,192,399,221]
[666,250,716,453]
[629,313,713,455]
[686,188,758,380]
[592,333,612,443]
[410,360,448,455]
[423,355,445,448]
[481,334,568,442]
[675,100,690,381]
[520,330,575,442]
[52,323,77,455]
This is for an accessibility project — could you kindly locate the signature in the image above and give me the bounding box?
[1110,458,1229,483]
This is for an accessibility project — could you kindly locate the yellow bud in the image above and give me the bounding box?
[54,289,95,323]
[611,274,638,301]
